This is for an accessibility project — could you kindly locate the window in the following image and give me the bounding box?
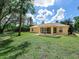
[40,27,51,34]
[40,28,47,34]
[59,28,63,33]
[53,27,57,33]
[47,27,51,34]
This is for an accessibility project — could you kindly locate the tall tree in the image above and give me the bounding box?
[17,0,35,36]
[0,0,12,33]
[0,0,35,34]
[74,6,79,32]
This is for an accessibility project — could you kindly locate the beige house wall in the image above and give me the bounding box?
[56,26,68,35]
[30,27,40,33]
[62,26,69,35]
[30,25,69,35]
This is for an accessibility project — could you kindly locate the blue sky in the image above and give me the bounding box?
[33,0,79,23]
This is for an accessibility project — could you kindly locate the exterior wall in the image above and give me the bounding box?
[30,27,40,33]
[30,25,69,35]
[52,26,69,35]
[62,26,69,35]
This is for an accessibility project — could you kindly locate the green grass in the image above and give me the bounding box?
[0,32,79,59]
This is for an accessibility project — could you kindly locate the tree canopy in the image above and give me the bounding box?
[74,16,79,32]
[0,0,35,35]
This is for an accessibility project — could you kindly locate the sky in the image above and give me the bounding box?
[30,0,79,24]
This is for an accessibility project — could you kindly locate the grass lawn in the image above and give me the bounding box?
[0,32,79,59]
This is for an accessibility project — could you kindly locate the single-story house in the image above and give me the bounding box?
[30,23,69,35]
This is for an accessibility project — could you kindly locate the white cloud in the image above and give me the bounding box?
[51,8,65,22]
[36,15,45,21]
[45,19,51,23]
[34,0,55,7]
[52,9,54,12]
[36,9,53,21]
[38,9,53,16]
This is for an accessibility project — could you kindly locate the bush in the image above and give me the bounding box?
[14,25,31,32]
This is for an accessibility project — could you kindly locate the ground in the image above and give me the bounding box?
[0,32,79,59]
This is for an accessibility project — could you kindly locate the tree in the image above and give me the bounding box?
[74,6,79,32]
[60,19,74,35]
[17,0,35,36]
[0,0,12,33]
[0,0,20,33]
[0,0,35,35]
[74,16,79,32]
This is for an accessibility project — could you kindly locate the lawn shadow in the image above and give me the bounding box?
[8,41,31,59]
[0,40,31,59]
[0,38,14,56]
[0,32,18,39]
[0,39,13,49]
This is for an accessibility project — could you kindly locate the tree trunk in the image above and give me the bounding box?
[0,16,11,34]
[18,13,22,36]
[18,1,23,36]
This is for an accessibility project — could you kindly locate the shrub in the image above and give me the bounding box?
[14,25,31,32]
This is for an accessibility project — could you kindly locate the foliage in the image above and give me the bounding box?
[60,19,74,35]
[0,0,35,35]
[74,16,79,32]
[14,25,31,32]
[13,0,35,36]
[0,0,18,33]
[5,23,16,32]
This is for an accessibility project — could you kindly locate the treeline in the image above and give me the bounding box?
[0,0,35,36]
[60,16,79,35]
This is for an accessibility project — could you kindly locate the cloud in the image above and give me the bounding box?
[34,0,55,7]
[45,19,51,23]
[36,15,45,21]
[51,8,65,22]
[52,9,54,12]
[38,9,53,16]
[36,9,53,22]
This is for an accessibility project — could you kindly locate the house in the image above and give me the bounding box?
[30,23,69,35]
